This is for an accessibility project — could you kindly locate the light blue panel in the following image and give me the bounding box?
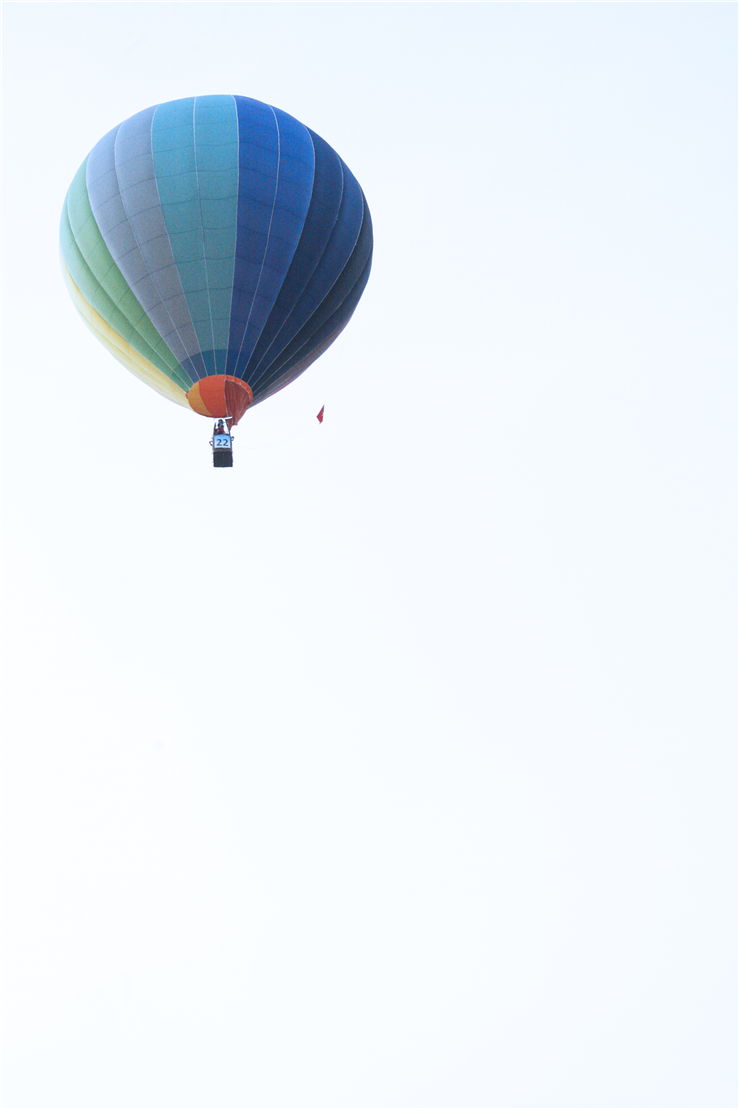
[152,95,239,374]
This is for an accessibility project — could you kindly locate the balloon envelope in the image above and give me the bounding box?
[60,95,372,422]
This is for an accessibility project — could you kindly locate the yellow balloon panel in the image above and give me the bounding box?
[63,269,189,409]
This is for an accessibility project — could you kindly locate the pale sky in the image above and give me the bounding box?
[1,3,737,1108]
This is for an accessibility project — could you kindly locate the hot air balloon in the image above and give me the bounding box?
[60,95,373,467]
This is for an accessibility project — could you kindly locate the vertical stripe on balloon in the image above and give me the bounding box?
[62,164,189,387]
[152,96,239,375]
[227,97,315,378]
[86,108,206,383]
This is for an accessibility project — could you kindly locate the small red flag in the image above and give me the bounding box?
[316,405,325,423]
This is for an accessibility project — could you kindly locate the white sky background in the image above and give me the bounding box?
[1,2,737,1107]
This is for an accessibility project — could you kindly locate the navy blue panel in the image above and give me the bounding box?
[246,149,365,383]
[249,199,373,399]
[257,252,373,404]
[225,97,279,374]
[226,97,314,375]
[245,130,344,375]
